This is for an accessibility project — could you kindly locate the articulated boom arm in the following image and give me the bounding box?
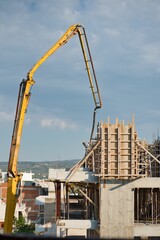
[4,24,102,233]
[28,24,102,109]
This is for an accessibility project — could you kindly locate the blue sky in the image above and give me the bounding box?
[0,0,160,162]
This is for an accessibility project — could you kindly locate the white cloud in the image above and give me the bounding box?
[40,117,78,130]
[104,28,120,38]
[142,44,160,69]
[0,110,31,125]
[150,109,160,117]
[0,111,14,122]
[25,117,31,124]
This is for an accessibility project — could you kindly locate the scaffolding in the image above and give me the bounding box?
[149,138,160,177]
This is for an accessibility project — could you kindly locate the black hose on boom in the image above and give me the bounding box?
[89,107,98,144]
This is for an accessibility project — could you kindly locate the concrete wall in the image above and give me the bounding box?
[100,179,134,239]
[100,178,160,239]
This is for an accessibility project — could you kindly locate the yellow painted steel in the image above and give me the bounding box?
[7,79,35,177]
[4,79,34,233]
[4,24,102,233]
[4,175,22,233]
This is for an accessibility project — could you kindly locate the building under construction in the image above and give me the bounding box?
[35,116,160,239]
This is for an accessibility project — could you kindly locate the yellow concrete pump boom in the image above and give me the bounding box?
[4,24,102,233]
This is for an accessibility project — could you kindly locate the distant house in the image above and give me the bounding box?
[0,172,44,232]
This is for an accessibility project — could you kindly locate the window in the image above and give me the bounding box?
[134,188,160,224]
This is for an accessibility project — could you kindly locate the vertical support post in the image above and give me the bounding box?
[88,186,91,219]
[85,187,87,219]
[118,126,121,177]
[107,119,111,176]
[101,123,105,177]
[155,191,157,224]
[131,116,135,176]
[66,183,69,219]
[94,184,98,220]
[55,181,61,219]
[151,188,154,224]
[137,188,139,223]
[92,153,95,172]
[63,184,66,219]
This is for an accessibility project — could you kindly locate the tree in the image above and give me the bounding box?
[13,216,35,233]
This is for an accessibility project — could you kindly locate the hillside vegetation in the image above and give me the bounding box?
[0,159,79,179]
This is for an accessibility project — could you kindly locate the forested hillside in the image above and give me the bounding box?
[0,159,79,179]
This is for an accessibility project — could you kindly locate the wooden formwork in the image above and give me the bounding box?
[69,117,160,180]
[85,117,148,179]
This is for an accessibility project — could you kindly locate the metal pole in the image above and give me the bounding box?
[137,188,139,223]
